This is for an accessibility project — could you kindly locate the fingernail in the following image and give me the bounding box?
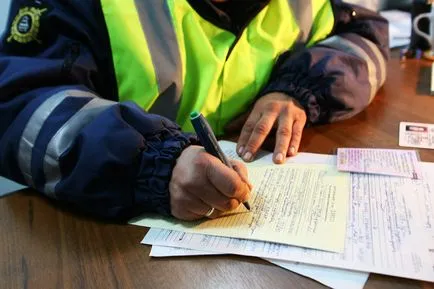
[238,146,244,155]
[275,153,284,163]
[243,151,253,162]
[289,146,296,155]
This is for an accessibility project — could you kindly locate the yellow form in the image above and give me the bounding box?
[130,163,350,253]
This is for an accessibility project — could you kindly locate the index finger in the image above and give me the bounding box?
[242,114,277,162]
[206,158,251,201]
[231,160,253,190]
[237,110,261,157]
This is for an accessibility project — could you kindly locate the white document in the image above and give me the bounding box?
[0,176,26,197]
[268,259,368,289]
[142,162,434,282]
[131,162,350,253]
[337,148,422,179]
[399,122,434,150]
[150,245,220,257]
[150,246,369,289]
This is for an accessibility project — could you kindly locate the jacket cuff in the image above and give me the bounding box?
[134,123,198,217]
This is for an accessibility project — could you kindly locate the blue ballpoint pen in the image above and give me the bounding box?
[190,111,251,211]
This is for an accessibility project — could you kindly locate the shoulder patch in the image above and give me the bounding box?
[7,7,47,44]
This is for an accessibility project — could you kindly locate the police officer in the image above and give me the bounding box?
[0,0,388,220]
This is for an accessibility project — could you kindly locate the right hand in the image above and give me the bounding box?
[169,145,251,221]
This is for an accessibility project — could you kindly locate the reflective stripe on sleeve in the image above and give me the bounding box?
[18,90,95,188]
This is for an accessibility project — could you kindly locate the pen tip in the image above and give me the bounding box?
[244,202,251,211]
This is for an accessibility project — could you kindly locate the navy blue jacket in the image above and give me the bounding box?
[0,0,389,220]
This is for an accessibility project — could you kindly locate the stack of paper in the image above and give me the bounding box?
[150,246,370,289]
[131,142,434,288]
[133,161,351,252]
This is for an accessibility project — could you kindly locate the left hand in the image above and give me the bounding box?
[236,92,307,164]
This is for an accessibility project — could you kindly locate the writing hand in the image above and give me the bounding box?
[169,145,251,220]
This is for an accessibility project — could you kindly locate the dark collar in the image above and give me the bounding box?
[186,0,269,34]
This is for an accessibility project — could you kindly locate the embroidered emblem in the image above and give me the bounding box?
[7,7,47,44]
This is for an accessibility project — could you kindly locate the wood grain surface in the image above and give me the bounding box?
[1,59,434,289]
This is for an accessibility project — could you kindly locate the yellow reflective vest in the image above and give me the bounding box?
[101,0,334,134]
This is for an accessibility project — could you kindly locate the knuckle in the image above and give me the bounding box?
[282,103,292,114]
[265,101,280,113]
[292,129,303,138]
[245,141,259,153]
[193,155,212,180]
[254,122,269,135]
[277,126,291,137]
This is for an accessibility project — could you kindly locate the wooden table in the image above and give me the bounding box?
[1,59,434,289]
